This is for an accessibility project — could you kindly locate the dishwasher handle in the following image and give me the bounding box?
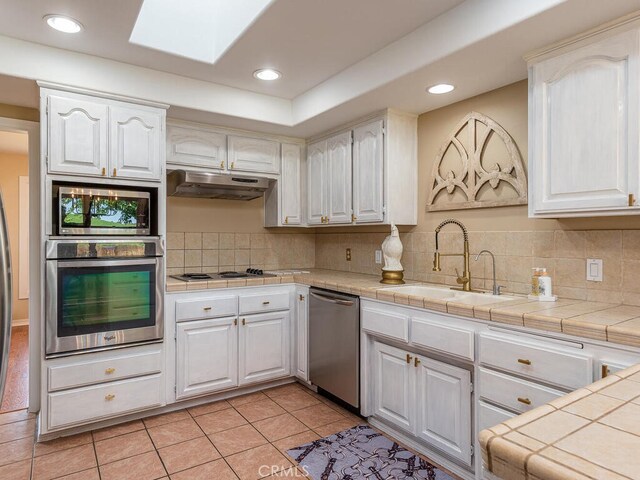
[310,291,355,307]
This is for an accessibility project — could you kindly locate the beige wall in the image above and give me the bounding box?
[0,103,38,123]
[0,152,28,322]
[316,80,640,304]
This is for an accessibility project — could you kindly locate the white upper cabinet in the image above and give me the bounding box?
[110,106,163,181]
[528,27,640,217]
[48,95,109,177]
[280,144,303,225]
[44,88,166,182]
[326,131,352,224]
[307,140,328,225]
[228,135,280,174]
[353,120,384,223]
[166,124,227,170]
[305,109,417,226]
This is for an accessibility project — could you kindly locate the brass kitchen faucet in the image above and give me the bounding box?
[432,219,480,293]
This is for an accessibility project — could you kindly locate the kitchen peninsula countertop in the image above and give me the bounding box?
[480,364,640,480]
[167,268,640,349]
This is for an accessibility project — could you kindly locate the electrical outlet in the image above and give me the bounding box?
[586,258,603,282]
[346,248,352,261]
[375,250,383,264]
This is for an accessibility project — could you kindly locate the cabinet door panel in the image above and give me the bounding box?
[415,355,472,466]
[176,317,238,399]
[295,287,309,381]
[167,124,227,169]
[228,135,280,174]
[307,141,327,225]
[281,144,302,225]
[110,106,162,181]
[327,132,352,224]
[372,341,414,433]
[48,95,108,177]
[239,311,290,385]
[353,120,384,223]
[531,29,639,214]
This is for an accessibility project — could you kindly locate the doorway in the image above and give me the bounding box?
[0,116,38,416]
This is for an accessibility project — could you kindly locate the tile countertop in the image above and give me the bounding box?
[166,268,640,349]
[479,364,640,480]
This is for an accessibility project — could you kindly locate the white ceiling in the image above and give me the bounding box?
[0,0,463,99]
[0,0,638,138]
[0,131,28,155]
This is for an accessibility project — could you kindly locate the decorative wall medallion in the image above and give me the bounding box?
[426,111,527,211]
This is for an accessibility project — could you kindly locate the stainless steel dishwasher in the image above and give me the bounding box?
[309,288,360,409]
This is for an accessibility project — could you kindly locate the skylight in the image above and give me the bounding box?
[130,0,274,64]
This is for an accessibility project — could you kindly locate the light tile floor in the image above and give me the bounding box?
[0,383,366,480]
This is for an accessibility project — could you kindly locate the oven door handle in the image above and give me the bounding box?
[54,258,159,268]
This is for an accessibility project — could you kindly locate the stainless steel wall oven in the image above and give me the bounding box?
[45,238,164,356]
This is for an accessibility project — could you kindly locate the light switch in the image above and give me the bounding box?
[375,250,383,264]
[586,258,603,282]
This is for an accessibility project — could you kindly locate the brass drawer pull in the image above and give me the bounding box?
[105,368,116,375]
[517,397,532,405]
[601,364,611,378]
[414,357,421,367]
[203,306,212,311]
[406,353,412,364]
[517,358,532,366]
[262,301,270,305]
[105,394,116,401]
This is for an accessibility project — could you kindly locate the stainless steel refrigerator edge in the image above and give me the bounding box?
[309,288,359,408]
[0,189,12,404]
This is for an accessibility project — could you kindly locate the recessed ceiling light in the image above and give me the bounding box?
[253,69,281,81]
[44,15,83,34]
[427,83,455,94]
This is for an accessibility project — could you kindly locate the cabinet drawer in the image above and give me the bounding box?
[478,401,515,432]
[48,374,163,430]
[479,368,564,414]
[411,316,474,360]
[239,292,289,315]
[48,348,162,392]
[362,306,409,342]
[176,295,237,322]
[479,333,592,390]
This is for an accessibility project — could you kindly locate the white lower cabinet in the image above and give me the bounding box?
[176,317,238,400]
[372,342,414,433]
[295,286,309,381]
[239,311,290,385]
[371,341,472,465]
[415,354,472,466]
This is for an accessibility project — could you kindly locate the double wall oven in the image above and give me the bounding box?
[46,184,164,356]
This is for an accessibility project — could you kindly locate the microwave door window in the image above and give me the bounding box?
[57,264,156,337]
[60,193,149,231]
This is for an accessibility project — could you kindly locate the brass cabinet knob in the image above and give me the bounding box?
[230,162,235,169]
[112,168,117,177]
[517,397,532,405]
[220,161,224,169]
[233,318,237,326]
[299,294,305,301]
[414,357,421,367]
[105,394,116,401]
[284,216,289,224]
[242,318,246,326]
[352,213,357,223]
[101,167,106,176]
[517,358,532,366]
[406,353,412,364]
[105,368,116,375]
[601,364,611,378]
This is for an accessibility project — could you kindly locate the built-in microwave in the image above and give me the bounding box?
[56,186,151,236]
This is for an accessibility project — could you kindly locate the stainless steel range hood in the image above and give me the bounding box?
[167,170,271,200]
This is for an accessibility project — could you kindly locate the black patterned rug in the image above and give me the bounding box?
[287,425,456,480]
